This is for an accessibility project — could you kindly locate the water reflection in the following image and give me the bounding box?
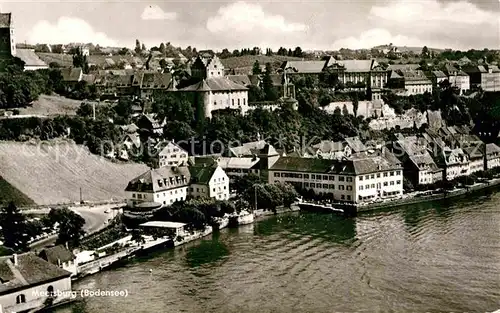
[185,239,230,268]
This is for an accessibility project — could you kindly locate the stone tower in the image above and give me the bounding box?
[0,11,15,57]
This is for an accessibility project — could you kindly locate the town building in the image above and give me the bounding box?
[179,77,249,118]
[486,143,500,170]
[190,54,225,80]
[443,64,470,95]
[388,69,433,95]
[463,146,484,174]
[393,135,443,186]
[189,164,230,200]
[0,253,72,313]
[158,141,189,167]
[268,154,403,203]
[463,64,500,91]
[136,113,166,136]
[139,221,186,238]
[193,155,261,183]
[38,245,77,277]
[430,70,448,87]
[0,12,15,58]
[125,166,191,208]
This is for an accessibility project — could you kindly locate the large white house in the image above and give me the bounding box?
[158,141,189,167]
[0,253,73,313]
[125,166,191,208]
[268,154,403,203]
[125,164,230,211]
[189,165,230,200]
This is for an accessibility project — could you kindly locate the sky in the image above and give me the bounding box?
[0,0,499,51]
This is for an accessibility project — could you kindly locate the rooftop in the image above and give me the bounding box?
[0,253,71,295]
[181,77,248,92]
[125,166,191,193]
[38,245,75,265]
[15,49,48,67]
[189,165,218,185]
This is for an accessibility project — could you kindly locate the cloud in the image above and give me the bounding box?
[207,1,307,33]
[332,28,427,50]
[27,17,118,46]
[370,0,499,26]
[141,5,177,21]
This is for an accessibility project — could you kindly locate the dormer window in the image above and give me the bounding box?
[158,179,163,187]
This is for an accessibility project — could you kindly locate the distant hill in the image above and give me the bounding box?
[372,45,446,54]
[0,141,148,205]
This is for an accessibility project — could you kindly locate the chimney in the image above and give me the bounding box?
[13,254,18,266]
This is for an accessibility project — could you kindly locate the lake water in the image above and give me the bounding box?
[58,192,500,313]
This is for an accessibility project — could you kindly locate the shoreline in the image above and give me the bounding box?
[355,177,500,214]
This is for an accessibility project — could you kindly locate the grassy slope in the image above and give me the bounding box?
[0,177,35,206]
[0,141,148,205]
[18,94,82,117]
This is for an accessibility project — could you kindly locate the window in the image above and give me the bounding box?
[347,195,351,201]
[339,176,345,182]
[163,201,166,205]
[359,185,364,190]
[274,173,280,177]
[138,194,142,199]
[370,174,375,179]
[328,184,335,189]
[132,194,136,198]
[377,173,381,178]
[346,177,353,182]
[396,171,401,175]
[397,180,401,184]
[371,184,375,188]
[341,195,345,200]
[310,183,315,188]
[390,171,395,176]
[304,174,309,179]
[243,99,246,105]
[323,175,328,180]
[365,175,369,180]
[323,184,328,189]
[16,294,26,304]
[311,174,315,179]
[213,188,216,192]
[238,99,240,105]
[383,182,388,186]
[156,194,159,198]
[339,185,345,190]
[304,182,309,188]
[47,286,54,297]
[359,176,363,181]
[329,176,335,181]
[232,99,234,106]
[347,186,352,191]
[365,184,369,189]
[384,172,388,177]
[390,181,395,185]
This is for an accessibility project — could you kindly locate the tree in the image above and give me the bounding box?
[72,48,89,74]
[262,63,279,101]
[421,46,429,58]
[342,104,349,116]
[293,47,303,58]
[141,43,147,51]
[252,60,261,75]
[0,202,29,251]
[135,39,141,54]
[159,43,166,55]
[49,208,86,248]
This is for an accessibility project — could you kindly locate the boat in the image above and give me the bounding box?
[297,200,344,214]
[237,211,254,225]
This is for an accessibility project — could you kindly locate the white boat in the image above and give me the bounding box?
[237,211,254,225]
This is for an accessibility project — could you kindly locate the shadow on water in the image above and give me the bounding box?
[254,212,356,243]
[185,238,230,268]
